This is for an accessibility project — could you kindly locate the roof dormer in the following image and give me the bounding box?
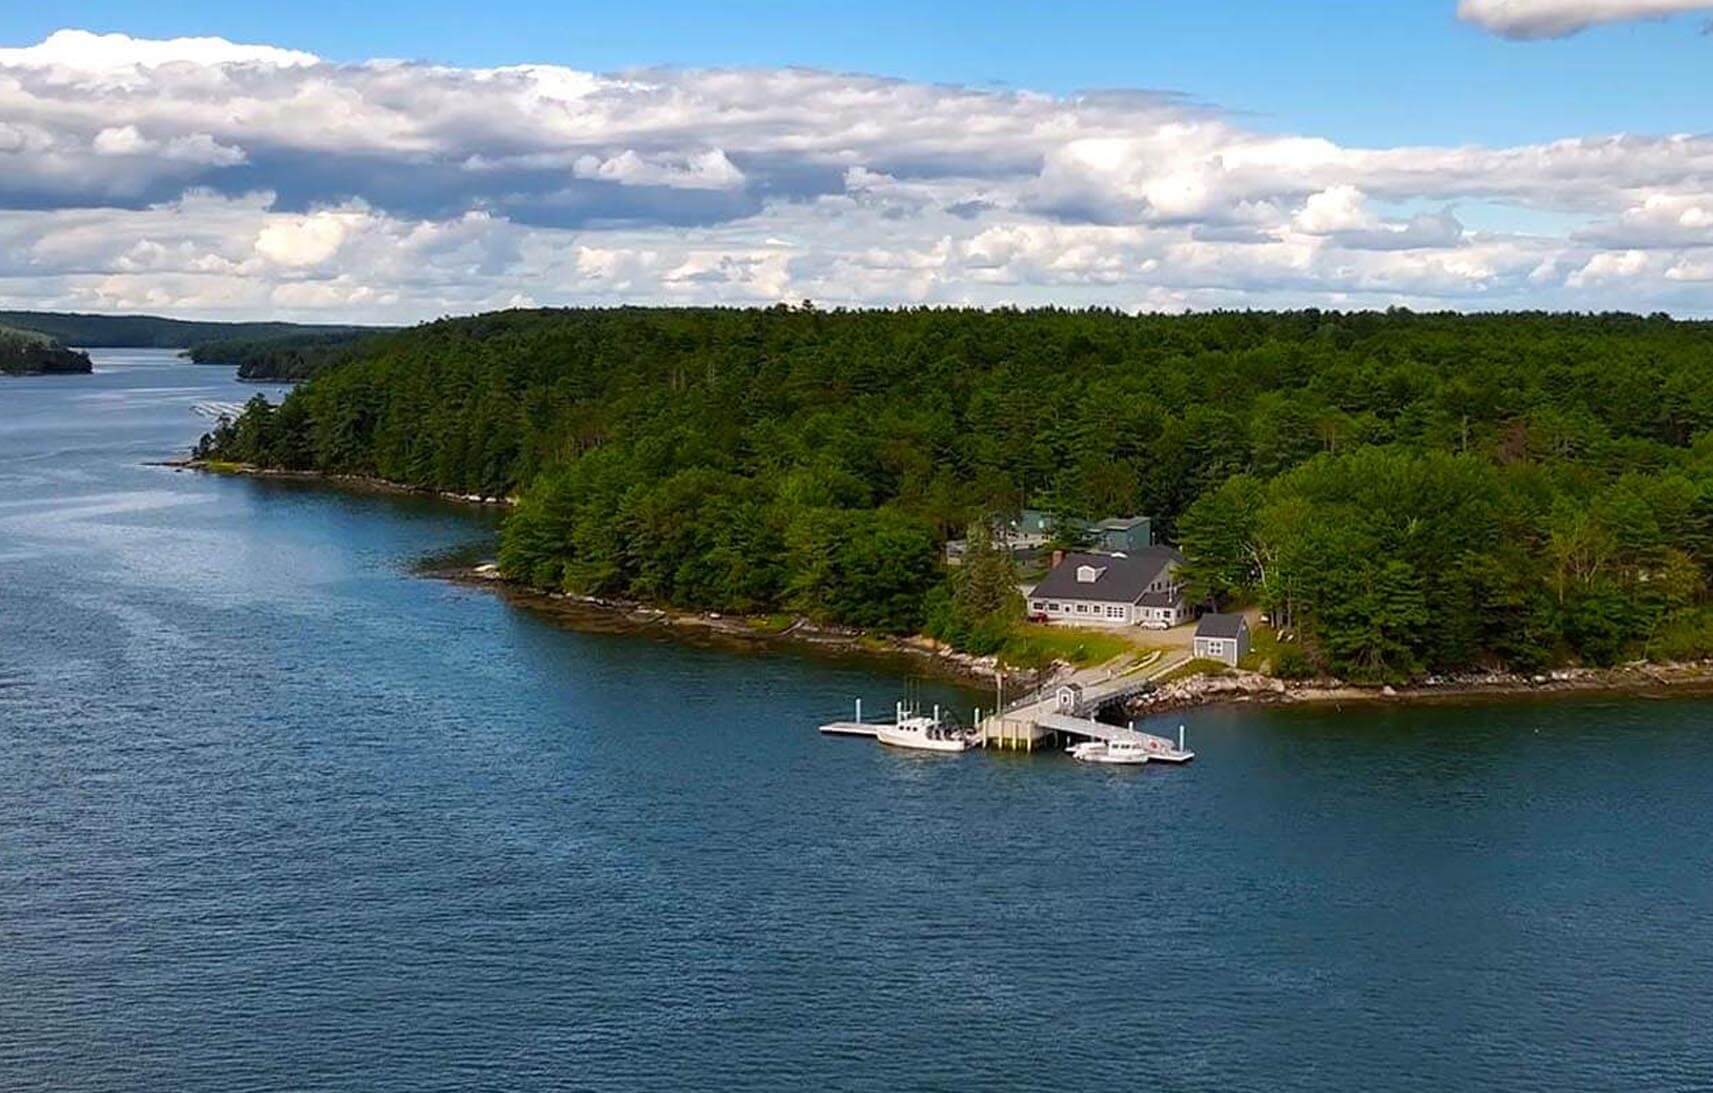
[1076,564,1105,584]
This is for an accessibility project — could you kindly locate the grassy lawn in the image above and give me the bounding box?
[1158,656,1233,683]
[998,623,1135,669]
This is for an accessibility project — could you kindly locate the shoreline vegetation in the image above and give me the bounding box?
[177,454,1713,714]
[0,324,91,375]
[188,305,1713,707]
[185,329,385,381]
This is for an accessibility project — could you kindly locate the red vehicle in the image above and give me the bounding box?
[1027,611,1050,624]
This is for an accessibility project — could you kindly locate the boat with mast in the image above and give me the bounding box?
[874,701,973,753]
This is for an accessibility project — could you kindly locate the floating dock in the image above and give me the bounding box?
[818,721,878,738]
[819,699,881,738]
[974,654,1195,760]
[818,674,1195,764]
[1034,713,1194,762]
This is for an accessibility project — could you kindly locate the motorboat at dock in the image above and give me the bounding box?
[874,702,974,753]
[1068,737,1151,765]
[1066,723,1195,766]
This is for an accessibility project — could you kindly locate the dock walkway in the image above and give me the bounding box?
[817,721,878,738]
[980,650,1192,754]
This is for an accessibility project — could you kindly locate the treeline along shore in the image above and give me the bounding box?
[196,305,1713,687]
[0,323,90,375]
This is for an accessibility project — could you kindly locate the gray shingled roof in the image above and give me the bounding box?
[1028,547,1183,604]
[1195,612,1248,639]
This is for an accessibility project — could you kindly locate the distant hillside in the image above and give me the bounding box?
[0,323,92,375]
[0,311,377,349]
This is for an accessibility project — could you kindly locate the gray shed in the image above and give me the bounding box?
[1193,613,1251,667]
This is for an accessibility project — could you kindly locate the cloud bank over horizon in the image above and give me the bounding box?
[1,28,1711,321]
[1457,0,1713,38]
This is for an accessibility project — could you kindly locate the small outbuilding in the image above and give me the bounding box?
[1193,613,1251,667]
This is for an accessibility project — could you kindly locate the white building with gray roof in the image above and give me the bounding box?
[1026,547,1188,629]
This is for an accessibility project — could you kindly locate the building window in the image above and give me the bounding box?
[1031,601,1045,611]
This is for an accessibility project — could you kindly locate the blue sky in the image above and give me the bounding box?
[0,5,1710,319]
[6,1,1709,145]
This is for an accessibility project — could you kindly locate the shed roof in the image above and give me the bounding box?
[1195,613,1248,639]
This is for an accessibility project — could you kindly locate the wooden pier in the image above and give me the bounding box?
[817,654,1197,764]
[976,651,1195,758]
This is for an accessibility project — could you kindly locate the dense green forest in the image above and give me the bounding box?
[0,310,373,349]
[200,306,1713,680]
[0,324,91,375]
[187,330,377,380]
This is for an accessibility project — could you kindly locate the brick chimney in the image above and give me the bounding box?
[1051,549,1065,569]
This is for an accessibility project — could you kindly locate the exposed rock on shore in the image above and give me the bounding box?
[1126,661,1713,715]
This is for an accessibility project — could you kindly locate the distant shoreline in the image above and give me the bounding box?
[436,563,1008,690]
[170,457,1004,689]
[165,458,515,507]
[173,457,1713,714]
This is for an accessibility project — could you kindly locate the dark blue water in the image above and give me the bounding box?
[4,351,1713,1092]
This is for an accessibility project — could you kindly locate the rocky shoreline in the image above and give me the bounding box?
[445,563,1008,688]
[454,563,1713,714]
[1124,660,1713,717]
[179,458,1713,714]
[168,458,514,506]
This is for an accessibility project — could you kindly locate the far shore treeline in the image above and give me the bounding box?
[199,306,1713,681]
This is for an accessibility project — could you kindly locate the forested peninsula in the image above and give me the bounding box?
[197,306,1713,682]
[186,330,378,381]
[0,324,91,375]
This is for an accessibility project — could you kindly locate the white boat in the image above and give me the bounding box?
[874,704,970,753]
[1068,738,1151,765]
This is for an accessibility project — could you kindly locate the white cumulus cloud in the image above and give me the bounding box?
[0,28,1711,319]
[1457,0,1713,38]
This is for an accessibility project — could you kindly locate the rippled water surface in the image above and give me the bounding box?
[4,351,1713,1091]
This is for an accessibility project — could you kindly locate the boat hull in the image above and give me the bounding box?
[1070,749,1149,765]
[875,727,969,753]
[1068,740,1152,765]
